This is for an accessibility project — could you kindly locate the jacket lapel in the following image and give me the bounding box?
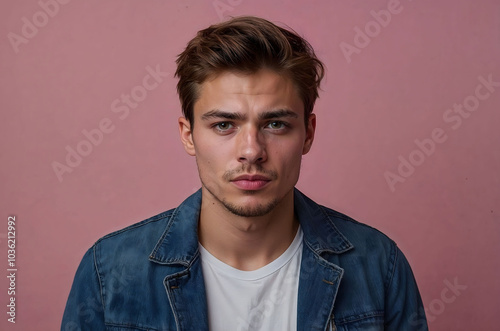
[297,246,343,331]
[149,190,209,331]
[163,258,209,331]
[294,189,353,331]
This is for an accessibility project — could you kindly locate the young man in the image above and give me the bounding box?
[62,16,428,331]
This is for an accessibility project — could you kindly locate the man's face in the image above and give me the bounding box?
[179,69,315,217]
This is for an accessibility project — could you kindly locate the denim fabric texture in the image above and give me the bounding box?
[62,189,428,331]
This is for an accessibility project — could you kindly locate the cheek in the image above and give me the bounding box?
[195,143,231,175]
[273,142,305,171]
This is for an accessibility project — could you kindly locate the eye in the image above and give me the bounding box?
[266,121,287,130]
[214,122,234,132]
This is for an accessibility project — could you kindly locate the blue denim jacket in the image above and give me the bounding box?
[62,189,428,331]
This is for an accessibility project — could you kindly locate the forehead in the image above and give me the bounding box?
[194,69,304,116]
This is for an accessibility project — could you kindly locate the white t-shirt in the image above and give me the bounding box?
[199,227,303,331]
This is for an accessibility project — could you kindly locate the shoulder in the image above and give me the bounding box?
[91,208,175,260]
[320,205,396,249]
[295,188,393,245]
[295,189,398,259]
[315,204,400,279]
[317,205,407,294]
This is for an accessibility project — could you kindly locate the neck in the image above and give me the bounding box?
[198,189,299,271]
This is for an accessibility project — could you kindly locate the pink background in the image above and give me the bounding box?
[1,0,499,330]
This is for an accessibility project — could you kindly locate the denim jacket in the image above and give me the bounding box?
[62,189,428,331]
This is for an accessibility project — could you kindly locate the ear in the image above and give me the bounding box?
[302,113,316,155]
[178,117,196,156]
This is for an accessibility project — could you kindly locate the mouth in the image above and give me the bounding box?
[230,174,272,191]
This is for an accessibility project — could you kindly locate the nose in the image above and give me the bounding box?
[237,125,267,165]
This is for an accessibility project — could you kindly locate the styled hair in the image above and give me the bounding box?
[175,16,325,126]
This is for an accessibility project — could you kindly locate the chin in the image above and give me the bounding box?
[223,201,279,218]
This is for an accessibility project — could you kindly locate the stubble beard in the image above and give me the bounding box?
[202,181,282,217]
[200,166,283,217]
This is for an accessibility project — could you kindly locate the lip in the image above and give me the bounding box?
[230,174,271,190]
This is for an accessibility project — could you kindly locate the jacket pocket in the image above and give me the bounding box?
[334,311,384,331]
[105,323,161,331]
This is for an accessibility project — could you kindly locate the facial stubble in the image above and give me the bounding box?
[198,164,283,217]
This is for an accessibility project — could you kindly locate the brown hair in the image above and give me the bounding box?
[175,16,325,126]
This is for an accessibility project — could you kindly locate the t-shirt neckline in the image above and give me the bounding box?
[199,226,303,281]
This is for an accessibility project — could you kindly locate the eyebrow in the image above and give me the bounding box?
[201,109,299,121]
[201,109,245,121]
[259,109,298,121]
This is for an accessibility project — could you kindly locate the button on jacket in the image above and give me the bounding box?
[62,189,428,331]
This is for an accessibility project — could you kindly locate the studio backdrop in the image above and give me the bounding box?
[1,0,499,330]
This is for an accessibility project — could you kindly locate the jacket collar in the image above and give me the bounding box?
[148,190,202,266]
[293,189,353,255]
[149,188,353,265]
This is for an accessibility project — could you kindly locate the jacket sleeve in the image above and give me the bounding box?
[384,245,428,331]
[61,247,106,331]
